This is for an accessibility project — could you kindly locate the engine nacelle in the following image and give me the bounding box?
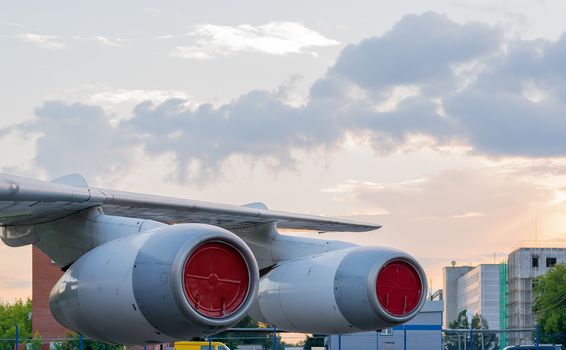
[249,246,426,333]
[49,224,259,345]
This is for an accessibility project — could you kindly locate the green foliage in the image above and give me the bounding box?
[0,298,32,350]
[29,333,42,350]
[533,263,566,345]
[213,316,285,350]
[448,310,470,330]
[445,310,498,350]
[60,333,125,350]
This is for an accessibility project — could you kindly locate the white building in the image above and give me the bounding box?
[443,265,473,327]
[443,264,502,330]
[456,264,501,330]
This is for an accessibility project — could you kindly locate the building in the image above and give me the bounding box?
[442,242,566,346]
[326,300,443,350]
[443,263,508,347]
[443,264,505,330]
[457,264,502,331]
[443,265,473,327]
[507,244,566,345]
[32,246,68,342]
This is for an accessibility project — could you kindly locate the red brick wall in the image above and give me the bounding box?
[32,246,69,341]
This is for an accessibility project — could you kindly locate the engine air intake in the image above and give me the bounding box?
[183,241,250,318]
[376,260,422,317]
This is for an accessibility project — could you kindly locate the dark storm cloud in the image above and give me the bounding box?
[4,12,566,180]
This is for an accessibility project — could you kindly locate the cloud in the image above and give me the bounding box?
[171,22,339,59]
[153,35,175,40]
[171,47,212,60]
[43,85,194,119]
[19,102,132,178]
[442,35,566,157]
[88,88,190,105]
[310,168,553,285]
[16,32,125,49]
[5,12,566,182]
[124,93,320,180]
[325,168,550,249]
[328,12,502,92]
[1,21,24,28]
[17,33,66,49]
[94,36,122,47]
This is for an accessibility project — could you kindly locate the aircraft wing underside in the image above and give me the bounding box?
[0,174,380,232]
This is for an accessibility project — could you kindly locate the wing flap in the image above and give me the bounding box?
[0,174,380,232]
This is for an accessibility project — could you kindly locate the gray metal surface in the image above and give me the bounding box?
[249,246,427,334]
[0,173,379,232]
[49,223,260,344]
[132,224,259,338]
[49,229,168,344]
[334,247,428,330]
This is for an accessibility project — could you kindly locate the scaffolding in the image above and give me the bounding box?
[499,263,508,348]
[507,246,566,345]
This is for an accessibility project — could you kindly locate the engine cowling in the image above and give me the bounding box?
[49,224,259,345]
[248,246,426,333]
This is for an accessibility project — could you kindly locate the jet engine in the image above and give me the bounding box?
[49,224,259,345]
[249,246,426,333]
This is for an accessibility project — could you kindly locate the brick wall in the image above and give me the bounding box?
[31,246,69,341]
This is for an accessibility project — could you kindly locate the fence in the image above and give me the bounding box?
[443,327,565,350]
[1,326,565,350]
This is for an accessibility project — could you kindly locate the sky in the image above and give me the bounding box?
[2,0,566,302]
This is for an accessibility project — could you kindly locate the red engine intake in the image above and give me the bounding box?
[183,242,251,318]
[376,260,423,317]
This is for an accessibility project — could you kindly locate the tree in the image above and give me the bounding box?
[60,333,125,350]
[0,298,32,350]
[212,316,286,350]
[533,263,566,345]
[444,310,498,350]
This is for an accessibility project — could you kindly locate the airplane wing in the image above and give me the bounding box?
[0,174,380,232]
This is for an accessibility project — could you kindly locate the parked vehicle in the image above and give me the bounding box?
[502,345,562,350]
[174,341,231,350]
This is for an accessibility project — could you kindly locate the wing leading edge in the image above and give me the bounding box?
[0,174,380,232]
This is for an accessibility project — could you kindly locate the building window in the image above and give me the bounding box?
[546,257,557,267]
[532,256,539,268]
[380,328,393,336]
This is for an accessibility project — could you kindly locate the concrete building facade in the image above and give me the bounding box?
[327,301,443,350]
[456,264,501,330]
[443,266,473,327]
[443,264,507,346]
[507,245,566,345]
[443,264,506,328]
